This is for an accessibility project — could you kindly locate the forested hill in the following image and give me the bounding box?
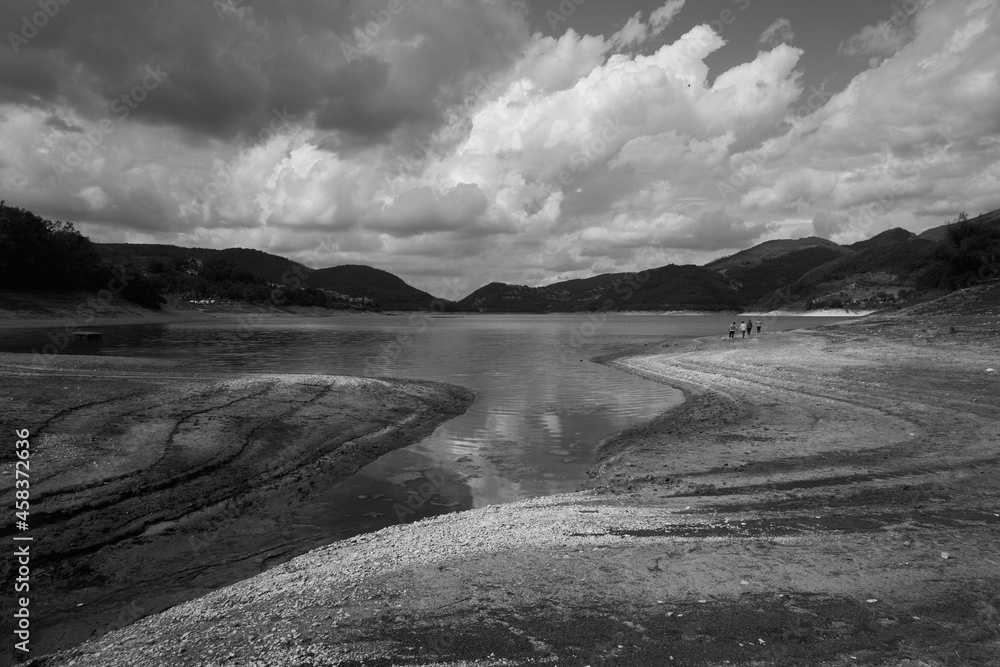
[0,202,447,312]
[97,244,450,311]
[3,199,999,314]
[460,208,1000,313]
[0,203,165,309]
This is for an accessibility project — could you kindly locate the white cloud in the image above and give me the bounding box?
[78,186,110,210]
[759,18,795,47]
[840,20,913,58]
[650,0,687,33]
[513,30,609,93]
[812,210,850,238]
[728,0,1000,239]
[1,0,998,296]
[611,0,686,50]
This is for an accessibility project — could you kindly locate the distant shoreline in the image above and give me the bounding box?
[0,299,876,331]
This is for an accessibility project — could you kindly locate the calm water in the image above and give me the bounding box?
[0,313,850,533]
[3,312,860,650]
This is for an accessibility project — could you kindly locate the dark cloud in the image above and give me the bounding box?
[0,53,62,105]
[44,115,82,133]
[0,0,528,145]
[15,183,176,235]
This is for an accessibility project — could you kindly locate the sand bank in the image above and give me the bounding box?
[23,285,1000,666]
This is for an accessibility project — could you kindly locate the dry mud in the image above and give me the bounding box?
[0,354,473,664]
[14,285,1000,666]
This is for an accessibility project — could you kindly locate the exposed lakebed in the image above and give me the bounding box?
[0,312,852,656]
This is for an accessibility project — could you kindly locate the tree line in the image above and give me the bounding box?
[0,201,377,311]
[0,201,164,309]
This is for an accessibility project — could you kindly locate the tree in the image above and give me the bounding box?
[939,217,1000,288]
[0,202,104,290]
[0,201,166,308]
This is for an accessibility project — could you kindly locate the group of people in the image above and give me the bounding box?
[728,318,762,339]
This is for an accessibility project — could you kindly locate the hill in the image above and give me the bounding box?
[460,245,854,314]
[754,209,1000,311]
[611,264,741,311]
[721,245,851,305]
[10,200,1000,316]
[705,237,849,271]
[459,265,742,313]
[756,233,938,311]
[918,209,1000,242]
[97,244,447,311]
[457,208,1000,313]
[847,227,921,252]
[98,244,309,284]
[0,204,165,309]
[305,265,452,311]
[459,282,566,312]
[457,273,632,312]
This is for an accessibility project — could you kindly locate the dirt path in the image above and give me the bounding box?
[19,286,1000,666]
[0,354,474,664]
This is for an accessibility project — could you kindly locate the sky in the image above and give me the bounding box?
[1,0,999,298]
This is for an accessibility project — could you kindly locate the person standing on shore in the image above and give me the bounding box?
[745,316,753,336]
[740,321,747,338]
[756,318,762,334]
[729,322,736,339]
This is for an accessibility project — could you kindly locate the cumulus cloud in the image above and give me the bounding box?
[77,186,110,211]
[372,183,492,237]
[727,0,1000,240]
[840,20,913,57]
[512,30,609,93]
[611,0,686,50]
[1,0,998,296]
[759,18,795,47]
[0,0,528,143]
[812,210,850,238]
[650,0,687,33]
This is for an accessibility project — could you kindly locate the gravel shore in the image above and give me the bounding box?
[0,354,473,666]
[16,286,1000,666]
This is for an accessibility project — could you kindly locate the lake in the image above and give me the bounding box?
[3,311,862,651]
[0,312,850,537]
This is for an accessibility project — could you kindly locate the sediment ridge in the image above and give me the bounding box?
[0,354,473,664]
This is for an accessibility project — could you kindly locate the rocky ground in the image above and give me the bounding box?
[0,354,473,665]
[12,284,1000,667]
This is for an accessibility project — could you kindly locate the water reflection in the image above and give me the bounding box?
[0,313,861,652]
[0,313,849,518]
